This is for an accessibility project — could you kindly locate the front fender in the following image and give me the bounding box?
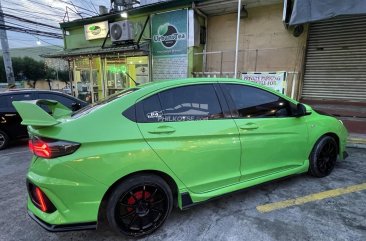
[306,112,348,159]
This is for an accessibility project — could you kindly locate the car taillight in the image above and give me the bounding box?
[28,136,80,159]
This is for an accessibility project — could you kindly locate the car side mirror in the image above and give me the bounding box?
[71,103,81,111]
[294,103,307,118]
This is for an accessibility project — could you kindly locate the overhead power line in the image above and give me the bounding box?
[3,0,66,15]
[87,0,99,14]
[4,20,60,34]
[54,0,98,14]
[0,24,63,39]
[23,0,95,17]
[2,6,65,20]
[1,13,60,30]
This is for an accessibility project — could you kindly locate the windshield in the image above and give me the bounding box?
[72,88,139,118]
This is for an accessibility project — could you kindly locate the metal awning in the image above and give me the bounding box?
[42,42,149,59]
[290,0,366,25]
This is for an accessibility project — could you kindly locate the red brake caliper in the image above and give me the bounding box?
[127,191,151,212]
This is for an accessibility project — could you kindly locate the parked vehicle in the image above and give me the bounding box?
[0,89,87,150]
[13,78,348,237]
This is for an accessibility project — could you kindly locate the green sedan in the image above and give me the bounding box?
[13,78,348,237]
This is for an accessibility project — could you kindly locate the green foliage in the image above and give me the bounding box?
[0,57,69,84]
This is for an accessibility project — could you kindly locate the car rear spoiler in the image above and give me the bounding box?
[12,99,72,127]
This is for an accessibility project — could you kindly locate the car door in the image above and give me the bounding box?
[137,84,241,193]
[221,83,309,181]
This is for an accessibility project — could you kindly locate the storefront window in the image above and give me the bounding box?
[73,57,102,103]
[71,55,150,103]
[105,57,129,96]
[105,56,149,96]
[127,56,150,85]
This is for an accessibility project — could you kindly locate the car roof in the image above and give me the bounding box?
[0,89,87,103]
[0,89,74,97]
[2,89,63,94]
[131,78,294,103]
[136,78,268,93]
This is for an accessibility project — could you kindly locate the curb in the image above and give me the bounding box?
[347,137,366,149]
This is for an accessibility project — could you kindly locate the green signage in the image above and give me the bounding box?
[152,9,188,80]
[109,65,127,74]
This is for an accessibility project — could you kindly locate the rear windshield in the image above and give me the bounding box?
[72,88,139,118]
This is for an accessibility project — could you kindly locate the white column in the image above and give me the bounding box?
[234,0,242,79]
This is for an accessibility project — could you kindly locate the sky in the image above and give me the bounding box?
[1,0,111,49]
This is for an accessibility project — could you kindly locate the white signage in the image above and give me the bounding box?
[84,21,108,40]
[242,72,287,94]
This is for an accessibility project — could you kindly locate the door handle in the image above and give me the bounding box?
[148,126,176,134]
[239,123,259,130]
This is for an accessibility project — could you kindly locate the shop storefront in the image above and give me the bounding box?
[45,0,205,103]
[69,54,149,103]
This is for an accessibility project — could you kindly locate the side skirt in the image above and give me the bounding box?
[181,163,309,210]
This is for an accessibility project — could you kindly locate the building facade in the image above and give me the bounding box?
[47,0,365,135]
[47,0,205,103]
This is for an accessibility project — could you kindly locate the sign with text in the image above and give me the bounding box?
[242,72,287,94]
[84,21,108,40]
[152,10,188,80]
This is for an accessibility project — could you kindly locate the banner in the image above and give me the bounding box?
[242,72,287,94]
[152,10,188,80]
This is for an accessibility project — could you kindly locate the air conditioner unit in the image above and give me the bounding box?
[110,20,134,43]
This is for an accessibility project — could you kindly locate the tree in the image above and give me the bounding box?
[22,57,45,88]
[0,56,69,87]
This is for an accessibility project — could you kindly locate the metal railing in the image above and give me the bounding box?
[192,47,306,99]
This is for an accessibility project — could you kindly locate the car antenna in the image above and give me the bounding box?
[123,72,140,86]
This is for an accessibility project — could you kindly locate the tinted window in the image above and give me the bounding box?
[72,88,138,118]
[137,94,163,123]
[159,84,224,122]
[9,93,34,101]
[38,93,75,108]
[0,96,9,110]
[8,93,35,111]
[223,84,295,118]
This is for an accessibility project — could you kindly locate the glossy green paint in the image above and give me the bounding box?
[12,100,71,127]
[15,78,348,226]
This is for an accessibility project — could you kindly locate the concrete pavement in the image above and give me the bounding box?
[0,143,365,241]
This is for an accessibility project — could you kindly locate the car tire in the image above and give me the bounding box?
[308,136,338,178]
[106,174,173,237]
[0,130,9,150]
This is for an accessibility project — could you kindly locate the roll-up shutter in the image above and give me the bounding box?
[302,15,366,101]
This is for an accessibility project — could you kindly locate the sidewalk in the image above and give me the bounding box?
[348,133,366,149]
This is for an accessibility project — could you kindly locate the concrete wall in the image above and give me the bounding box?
[205,4,308,98]
[24,80,68,90]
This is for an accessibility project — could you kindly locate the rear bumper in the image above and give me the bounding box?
[26,157,108,226]
[28,210,97,232]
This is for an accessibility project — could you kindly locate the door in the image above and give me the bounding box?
[302,15,366,134]
[221,84,309,181]
[137,84,241,193]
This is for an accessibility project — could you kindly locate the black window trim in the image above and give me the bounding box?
[132,83,230,123]
[219,83,297,119]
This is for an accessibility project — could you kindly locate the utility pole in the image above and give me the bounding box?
[0,0,15,88]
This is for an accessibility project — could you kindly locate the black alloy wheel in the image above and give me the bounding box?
[309,136,338,177]
[106,174,173,237]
